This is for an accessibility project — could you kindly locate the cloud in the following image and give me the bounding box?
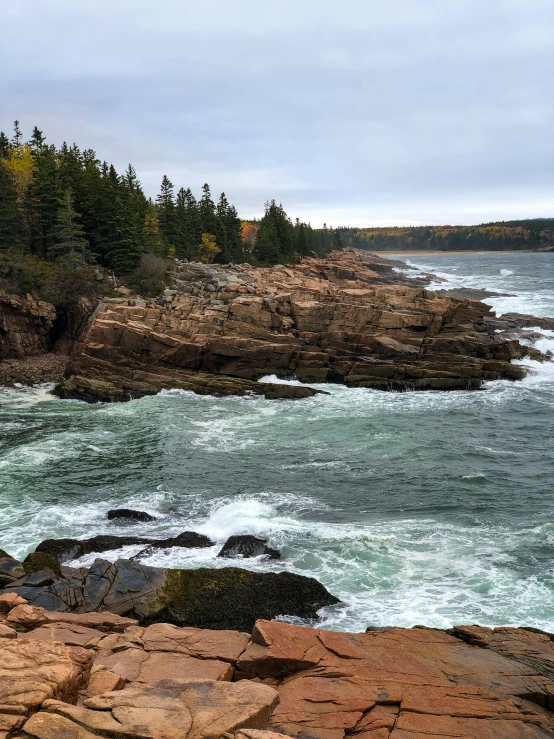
[1,0,552,226]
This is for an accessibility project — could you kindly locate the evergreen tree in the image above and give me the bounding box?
[216,192,243,263]
[109,188,142,273]
[11,120,22,149]
[142,201,164,256]
[254,200,295,265]
[198,183,217,235]
[0,162,25,250]
[49,188,90,265]
[0,132,9,159]
[156,175,176,252]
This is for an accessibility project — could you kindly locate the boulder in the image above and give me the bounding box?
[218,535,281,560]
[0,639,93,718]
[107,509,156,522]
[2,560,340,632]
[23,551,62,576]
[0,592,27,612]
[0,556,24,586]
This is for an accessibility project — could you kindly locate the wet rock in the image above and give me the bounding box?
[0,556,24,586]
[2,559,340,632]
[23,551,62,576]
[36,531,215,563]
[107,508,156,522]
[22,570,56,587]
[218,535,281,560]
[501,312,554,331]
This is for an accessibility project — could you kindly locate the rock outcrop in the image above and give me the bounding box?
[36,532,215,562]
[0,556,340,632]
[2,593,554,738]
[55,250,532,402]
[218,536,281,560]
[0,293,57,361]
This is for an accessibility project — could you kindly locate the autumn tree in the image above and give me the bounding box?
[198,232,220,263]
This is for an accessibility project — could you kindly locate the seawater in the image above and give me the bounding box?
[1,252,553,632]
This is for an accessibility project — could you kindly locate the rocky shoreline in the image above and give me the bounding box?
[2,583,554,737]
[53,250,541,401]
[3,528,554,737]
[2,250,553,400]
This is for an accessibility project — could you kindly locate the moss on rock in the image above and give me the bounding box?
[23,551,62,576]
[145,566,340,632]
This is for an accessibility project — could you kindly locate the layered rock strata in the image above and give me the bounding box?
[56,250,531,402]
[2,593,554,738]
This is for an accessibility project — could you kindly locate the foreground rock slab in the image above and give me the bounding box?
[22,679,279,739]
[2,590,554,738]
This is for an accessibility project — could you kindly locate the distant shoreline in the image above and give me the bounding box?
[372,249,537,256]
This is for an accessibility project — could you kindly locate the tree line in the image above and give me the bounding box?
[0,122,342,285]
[338,221,554,252]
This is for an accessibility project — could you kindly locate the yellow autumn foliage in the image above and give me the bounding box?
[4,144,35,201]
[199,233,220,263]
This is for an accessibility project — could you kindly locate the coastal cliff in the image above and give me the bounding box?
[54,250,530,402]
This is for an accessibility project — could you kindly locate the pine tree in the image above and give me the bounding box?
[156,175,176,252]
[109,189,142,273]
[216,192,243,263]
[198,183,217,236]
[29,127,46,153]
[0,161,25,251]
[11,121,22,149]
[254,200,295,265]
[0,132,10,159]
[49,188,90,265]
[142,201,164,256]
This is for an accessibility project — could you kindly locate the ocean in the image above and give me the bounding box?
[1,251,553,632]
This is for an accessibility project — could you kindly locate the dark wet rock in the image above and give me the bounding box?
[500,313,554,331]
[217,535,281,560]
[54,373,323,404]
[36,531,215,563]
[0,556,25,586]
[0,549,12,558]
[22,570,56,587]
[107,508,156,522]
[437,287,515,300]
[23,551,62,576]
[1,559,340,632]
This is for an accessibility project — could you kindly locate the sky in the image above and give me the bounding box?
[1,0,553,227]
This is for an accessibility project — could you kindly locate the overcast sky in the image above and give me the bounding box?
[1,0,553,227]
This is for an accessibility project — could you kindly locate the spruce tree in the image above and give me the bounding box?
[156,175,176,252]
[0,132,10,159]
[198,183,217,236]
[254,200,295,265]
[109,189,142,273]
[49,188,90,265]
[0,162,25,251]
